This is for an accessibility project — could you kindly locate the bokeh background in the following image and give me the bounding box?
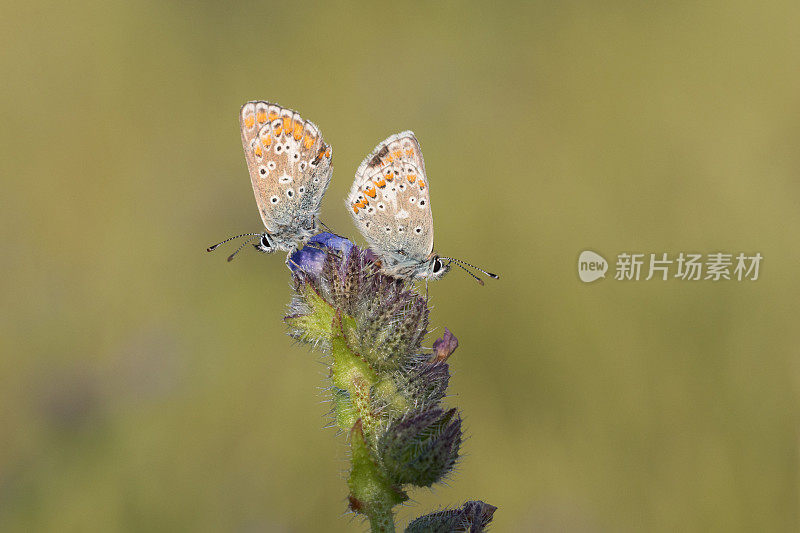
[3,1,799,531]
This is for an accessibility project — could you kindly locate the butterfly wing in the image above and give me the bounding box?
[240,102,332,242]
[347,131,434,268]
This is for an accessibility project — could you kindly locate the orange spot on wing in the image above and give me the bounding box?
[406,174,416,183]
[418,180,426,190]
[283,117,292,135]
[262,136,272,146]
[365,187,377,198]
[254,146,263,157]
[256,111,267,123]
[405,148,414,157]
[268,111,279,121]
[273,124,282,136]
[244,115,255,128]
[353,205,359,214]
[303,135,315,149]
[324,147,331,158]
[375,178,386,188]
[293,123,303,140]
[392,150,402,159]
[384,172,393,182]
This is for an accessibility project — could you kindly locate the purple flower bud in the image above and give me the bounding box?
[431,328,458,363]
[407,360,450,407]
[287,232,354,276]
[378,408,461,487]
[405,500,498,533]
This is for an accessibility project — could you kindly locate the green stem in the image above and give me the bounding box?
[348,420,400,533]
[368,509,396,533]
[329,314,406,531]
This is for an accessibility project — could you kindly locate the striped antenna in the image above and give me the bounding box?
[440,256,500,285]
[226,235,261,262]
[207,233,261,252]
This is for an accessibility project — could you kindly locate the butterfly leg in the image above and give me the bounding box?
[304,241,343,258]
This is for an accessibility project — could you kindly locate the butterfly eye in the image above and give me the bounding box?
[432,258,443,273]
[260,235,271,248]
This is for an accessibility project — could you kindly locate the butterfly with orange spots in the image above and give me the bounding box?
[208,101,333,262]
[347,131,498,284]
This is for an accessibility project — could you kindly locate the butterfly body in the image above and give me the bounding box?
[375,250,450,281]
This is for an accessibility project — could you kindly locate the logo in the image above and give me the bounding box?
[578,250,608,283]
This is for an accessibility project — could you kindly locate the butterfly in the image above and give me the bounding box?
[208,101,333,262]
[347,131,498,284]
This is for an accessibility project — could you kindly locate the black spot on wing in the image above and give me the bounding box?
[311,143,328,165]
[368,145,389,167]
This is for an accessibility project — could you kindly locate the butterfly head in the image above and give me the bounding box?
[421,255,451,281]
[253,232,277,254]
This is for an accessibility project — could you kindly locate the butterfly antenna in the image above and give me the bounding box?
[207,233,261,252]
[440,257,500,280]
[446,260,485,286]
[226,236,260,262]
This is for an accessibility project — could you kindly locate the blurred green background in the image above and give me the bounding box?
[3,1,799,531]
